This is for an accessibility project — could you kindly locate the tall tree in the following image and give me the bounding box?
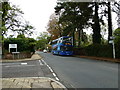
[47,14,62,40]
[36,32,50,50]
[112,1,120,28]
[108,2,112,42]
[55,2,93,47]
[1,2,10,35]
[92,2,101,44]
[1,1,34,36]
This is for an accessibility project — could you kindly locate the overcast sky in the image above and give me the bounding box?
[9,0,57,38]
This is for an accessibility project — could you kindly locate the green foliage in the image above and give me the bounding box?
[74,44,113,58]
[1,2,34,37]
[84,44,113,58]
[17,34,25,38]
[114,28,120,58]
[4,37,36,53]
[55,2,93,36]
[36,32,50,50]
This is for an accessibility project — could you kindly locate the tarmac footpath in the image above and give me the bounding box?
[1,53,67,89]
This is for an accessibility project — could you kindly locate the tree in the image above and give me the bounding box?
[15,21,35,36]
[108,2,112,42]
[1,1,34,36]
[55,2,93,47]
[36,32,50,50]
[47,14,62,40]
[4,36,36,53]
[92,2,101,44]
[113,28,120,58]
[112,1,120,28]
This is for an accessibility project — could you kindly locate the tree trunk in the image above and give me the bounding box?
[92,2,101,44]
[78,29,81,47]
[108,2,113,42]
[72,29,75,47]
[0,3,2,59]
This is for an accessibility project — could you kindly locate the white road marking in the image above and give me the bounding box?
[42,59,60,81]
[55,77,59,81]
[1,63,20,66]
[39,60,43,65]
[41,59,47,65]
[21,63,27,65]
[48,67,54,72]
[53,73,57,77]
[4,65,35,67]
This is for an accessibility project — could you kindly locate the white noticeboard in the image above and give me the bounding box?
[109,40,113,44]
[9,44,17,52]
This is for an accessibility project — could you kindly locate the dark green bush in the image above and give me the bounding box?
[84,44,113,58]
[73,44,116,58]
[4,37,36,53]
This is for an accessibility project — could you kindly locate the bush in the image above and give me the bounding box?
[74,44,114,58]
[114,28,120,59]
[4,38,36,53]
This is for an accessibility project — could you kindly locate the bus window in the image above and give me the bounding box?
[60,46,73,51]
[52,40,58,45]
[53,46,58,50]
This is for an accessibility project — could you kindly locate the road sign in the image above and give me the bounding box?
[110,36,115,40]
[109,40,113,44]
[9,44,17,52]
[9,44,17,48]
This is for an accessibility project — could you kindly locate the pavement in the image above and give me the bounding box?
[1,77,66,89]
[1,53,67,89]
[1,53,43,63]
[75,55,120,63]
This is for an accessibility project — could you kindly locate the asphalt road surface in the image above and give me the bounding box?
[2,60,55,79]
[37,51,118,88]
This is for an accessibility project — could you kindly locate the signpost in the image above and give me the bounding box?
[9,44,20,59]
[109,36,116,59]
[9,44,17,52]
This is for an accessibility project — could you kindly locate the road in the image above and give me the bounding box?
[2,60,55,79]
[37,51,118,88]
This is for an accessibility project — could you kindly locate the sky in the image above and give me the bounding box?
[8,0,118,39]
[9,0,57,39]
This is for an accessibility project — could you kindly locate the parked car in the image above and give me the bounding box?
[43,49,47,53]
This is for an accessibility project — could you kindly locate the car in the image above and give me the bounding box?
[43,49,47,53]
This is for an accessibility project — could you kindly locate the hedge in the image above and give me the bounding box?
[73,44,120,59]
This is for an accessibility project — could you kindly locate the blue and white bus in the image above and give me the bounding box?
[51,36,73,55]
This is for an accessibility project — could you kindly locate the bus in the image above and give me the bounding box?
[51,36,73,55]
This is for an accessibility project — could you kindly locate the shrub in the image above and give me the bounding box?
[74,44,114,58]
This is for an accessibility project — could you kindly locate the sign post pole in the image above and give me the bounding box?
[109,36,115,59]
